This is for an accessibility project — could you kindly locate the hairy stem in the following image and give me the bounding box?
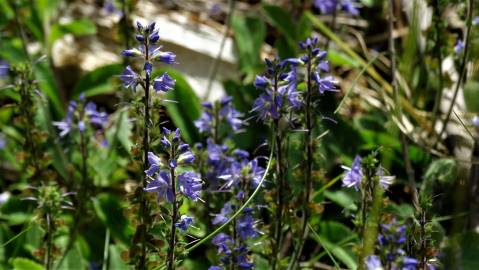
[272,74,285,270]
[430,0,444,134]
[138,40,151,270]
[45,213,53,270]
[167,147,177,270]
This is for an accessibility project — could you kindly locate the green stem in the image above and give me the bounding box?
[167,152,177,270]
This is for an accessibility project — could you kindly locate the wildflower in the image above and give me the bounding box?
[377,166,395,189]
[145,170,174,203]
[251,90,282,120]
[212,233,233,255]
[473,16,479,25]
[0,60,9,78]
[175,215,194,233]
[365,255,383,270]
[212,202,233,225]
[342,155,363,190]
[208,266,223,270]
[0,133,5,150]
[120,66,139,90]
[85,102,108,127]
[194,110,213,132]
[454,39,464,54]
[473,116,479,127]
[313,0,359,15]
[145,152,162,176]
[236,208,259,240]
[153,72,175,92]
[178,171,202,201]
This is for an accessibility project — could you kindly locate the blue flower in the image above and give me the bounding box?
[0,60,9,78]
[473,116,479,127]
[342,155,363,190]
[145,152,162,176]
[208,266,223,270]
[145,170,174,203]
[365,255,382,270]
[153,72,175,92]
[313,0,359,15]
[377,166,395,189]
[312,73,336,94]
[473,16,479,25]
[85,102,108,127]
[178,150,195,165]
[212,202,233,225]
[401,257,418,270]
[157,51,176,64]
[251,90,282,120]
[194,110,213,132]
[120,66,139,90]
[175,215,194,233]
[236,208,259,240]
[454,39,465,54]
[0,133,6,150]
[178,172,202,201]
[253,75,269,88]
[212,233,233,255]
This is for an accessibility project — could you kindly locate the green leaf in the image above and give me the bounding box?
[324,190,358,211]
[464,81,479,113]
[231,15,266,74]
[92,193,131,244]
[48,19,97,47]
[262,4,296,40]
[459,231,479,270]
[317,221,358,269]
[34,61,64,118]
[159,68,201,144]
[10,258,44,270]
[73,64,123,97]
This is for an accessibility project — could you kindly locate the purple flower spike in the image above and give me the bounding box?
[212,202,233,225]
[212,233,233,255]
[178,172,202,201]
[153,72,175,92]
[178,150,195,165]
[342,155,363,190]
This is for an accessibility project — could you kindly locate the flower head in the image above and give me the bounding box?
[120,66,139,90]
[455,39,465,54]
[212,233,233,255]
[178,172,202,201]
[145,171,174,203]
[175,215,194,233]
[153,72,175,92]
[365,255,383,270]
[342,155,363,190]
[0,60,9,78]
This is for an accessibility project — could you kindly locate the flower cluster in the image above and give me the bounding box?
[341,155,395,190]
[145,128,202,206]
[251,57,302,120]
[53,94,108,138]
[298,37,337,95]
[195,96,244,135]
[313,0,359,16]
[365,219,421,270]
[120,21,176,92]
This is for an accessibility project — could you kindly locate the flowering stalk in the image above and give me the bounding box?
[120,21,176,268]
[167,145,177,270]
[271,73,285,270]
